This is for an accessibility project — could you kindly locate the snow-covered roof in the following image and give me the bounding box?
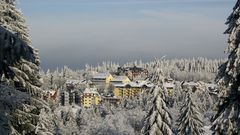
[130,82,144,88]
[133,81,154,88]
[163,83,175,88]
[66,79,86,85]
[113,81,153,88]
[113,83,127,87]
[92,73,111,79]
[83,88,99,95]
[182,82,197,86]
[102,96,121,100]
[111,76,129,82]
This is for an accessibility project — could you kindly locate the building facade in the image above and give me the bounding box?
[81,88,102,108]
[113,81,152,98]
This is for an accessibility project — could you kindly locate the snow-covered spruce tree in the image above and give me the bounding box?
[0,0,41,93]
[0,84,29,134]
[0,1,53,134]
[177,90,204,135]
[145,64,165,110]
[211,0,240,134]
[141,85,173,135]
[0,0,31,44]
[0,26,52,134]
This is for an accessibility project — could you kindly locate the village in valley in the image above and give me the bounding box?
[41,64,218,109]
[44,65,154,108]
[32,59,222,134]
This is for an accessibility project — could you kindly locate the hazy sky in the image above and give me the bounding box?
[19,0,235,70]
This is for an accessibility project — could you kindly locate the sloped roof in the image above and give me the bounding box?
[66,79,86,85]
[83,88,99,95]
[131,81,154,88]
[92,73,111,79]
[129,82,143,88]
[163,82,175,88]
[111,76,129,82]
[114,81,153,88]
[182,82,197,86]
[113,83,127,87]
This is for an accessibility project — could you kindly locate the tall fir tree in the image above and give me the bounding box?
[177,90,204,135]
[142,67,173,135]
[0,0,31,44]
[0,0,41,94]
[211,0,240,134]
[141,85,173,135]
[0,0,53,134]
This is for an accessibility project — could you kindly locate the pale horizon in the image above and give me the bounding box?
[19,0,234,70]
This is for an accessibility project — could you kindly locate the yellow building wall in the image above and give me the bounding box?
[95,96,102,105]
[83,94,102,108]
[106,74,113,84]
[166,88,174,97]
[123,78,131,84]
[132,88,141,96]
[83,97,93,108]
[114,87,142,98]
[123,89,130,97]
[114,87,123,98]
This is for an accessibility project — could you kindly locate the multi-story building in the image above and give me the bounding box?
[81,88,101,108]
[116,66,149,80]
[42,89,58,102]
[101,96,121,105]
[163,78,175,96]
[60,90,80,106]
[113,81,153,98]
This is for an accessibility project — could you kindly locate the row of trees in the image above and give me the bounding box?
[41,57,223,87]
[140,66,207,135]
[47,63,217,134]
[142,0,240,134]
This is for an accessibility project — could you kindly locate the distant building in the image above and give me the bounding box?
[129,66,148,79]
[163,78,175,96]
[113,83,129,98]
[181,81,211,92]
[66,79,87,86]
[117,66,149,80]
[60,90,80,106]
[60,91,69,106]
[66,79,87,91]
[91,73,113,85]
[43,90,58,102]
[81,88,102,108]
[102,96,121,105]
[181,81,197,89]
[113,81,153,98]
[111,76,131,84]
